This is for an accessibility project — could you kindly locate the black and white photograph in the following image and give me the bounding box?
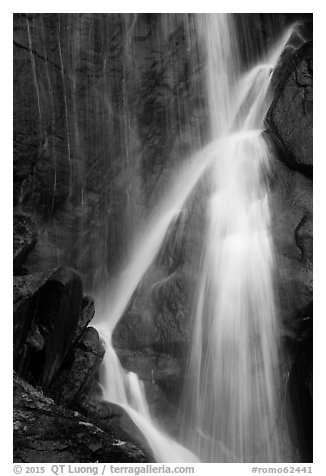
[11,7,314,470]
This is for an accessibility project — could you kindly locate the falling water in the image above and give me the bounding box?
[95,324,200,462]
[95,14,301,463]
[180,14,296,462]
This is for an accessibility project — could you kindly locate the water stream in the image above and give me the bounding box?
[94,14,300,463]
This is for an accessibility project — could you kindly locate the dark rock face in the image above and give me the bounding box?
[265,39,313,326]
[112,274,192,417]
[13,267,83,389]
[113,275,191,353]
[77,399,154,462]
[266,40,313,462]
[14,372,149,463]
[286,302,313,462]
[13,13,205,286]
[13,213,38,274]
[76,294,96,341]
[269,158,312,325]
[13,266,152,462]
[266,43,313,174]
[48,326,104,406]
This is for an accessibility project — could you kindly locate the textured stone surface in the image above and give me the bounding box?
[48,327,104,406]
[266,42,313,461]
[286,302,313,463]
[112,273,191,406]
[75,294,96,341]
[266,42,313,174]
[269,155,312,325]
[13,213,38,274]
[13,13,205,286]
[14,372,149,463]
[13,267,83,389]
[77,398,154,462]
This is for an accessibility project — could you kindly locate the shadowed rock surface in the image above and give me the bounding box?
[48,326,105,406]
[266,39,313,463]
[13,266,153,462]
[76,397,154,461]
[13,213,38,274]
[14,372,150,463]
[14,267,83,389]
[266,42,313,175]
[13,13,205,284]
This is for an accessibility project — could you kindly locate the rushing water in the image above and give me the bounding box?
[95,324,200,462]
[94,14,301,463]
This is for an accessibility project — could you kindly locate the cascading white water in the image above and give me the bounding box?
[180,14,296,462]
[95,325,200,463]
[94,14,300,463]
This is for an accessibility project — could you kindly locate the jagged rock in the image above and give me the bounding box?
[13,213,38,274]
[13,267,83,389]
[269,157,312,324]
[14,372,149,463]
[48,327,104,406]
[266,42,313,174]
[295,213,313,267]
[77,398,154,462]
[75,294,96,341]
[13,270,53,366]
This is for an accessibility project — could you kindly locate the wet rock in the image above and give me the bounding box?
[77,398,154,462]
[269,157,312,325]
[13,213,38,274]
[13,14,205,288]
[113,275,191,355]
[286,302,313,462]
[31,135,71,217]
[295,213,312,267]
[115,348,182,434]
[14,372,149,463]
[266,42,313,174]
[152,276,191,353]
[75,294,96,341]
[13,267,83,390]
[48,327,104,406]
[13,270,53,368]
[112,274,191,412]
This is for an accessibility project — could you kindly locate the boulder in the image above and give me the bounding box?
[115,349,182,434]
[112,275,191,355]
[266,42,313,174]
[77,398,154,462]
[13,267,83,389]
[14,372,149,463]
[13,213,38,274]
[75,294,96,341]
[48,327,104,406]
[112,273,191,422]
[269,156,312,325]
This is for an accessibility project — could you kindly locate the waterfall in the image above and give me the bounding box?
[94,14,301,463]
[95,325,200,462]
[178,14,296,463]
